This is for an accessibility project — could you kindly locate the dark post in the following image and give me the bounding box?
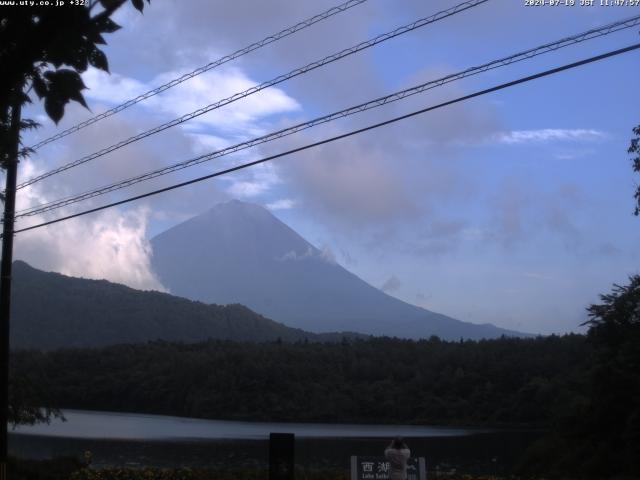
[0,99,21,480]
[269,432,295,480]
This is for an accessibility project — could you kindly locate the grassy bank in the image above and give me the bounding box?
[7,457,571,480]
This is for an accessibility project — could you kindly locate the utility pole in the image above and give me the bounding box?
[0,96,22,480]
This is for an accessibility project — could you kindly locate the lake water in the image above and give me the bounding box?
[9,410,542,473]
[11,410,485,440]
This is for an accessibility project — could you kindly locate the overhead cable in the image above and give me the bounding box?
[12,42,640,235]
[16,0,489,190]
[16,14,640,218]
[27,0,369,151]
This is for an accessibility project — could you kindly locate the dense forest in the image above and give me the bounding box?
[12,335,587,427]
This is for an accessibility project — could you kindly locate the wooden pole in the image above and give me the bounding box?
[269,432,295,480]
[0,98,22,480]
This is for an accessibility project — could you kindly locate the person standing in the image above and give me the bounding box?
[385,437,411,480]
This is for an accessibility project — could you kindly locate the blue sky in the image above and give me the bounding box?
[13,0,640,334]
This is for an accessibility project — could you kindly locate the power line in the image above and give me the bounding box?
[26,0,369,152]
[15,14,640,219]
[11,42,640,236]
[16,0,489,191]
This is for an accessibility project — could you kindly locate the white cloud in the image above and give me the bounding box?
[82,66,300,137]
[82,68,148,104]
[227,180,268,198]
[494,129,606,145]
[187,133,233,154]
[319,245,337,264]
[278,245,335,264]
[225,163,282,199]
[13,159,165,292]
[14,207,165,291]
[12,57,302,294]
[278,246,314,261]
[266,198,295,210]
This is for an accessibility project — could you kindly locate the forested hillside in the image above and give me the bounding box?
[10,261,357,349]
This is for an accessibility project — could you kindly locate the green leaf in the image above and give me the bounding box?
[87,28,107,45]
[47,69,87,95]
[99,0,122,8]
[43,71,56,82]
[42,69,89,122]
[19,147,35,159]
[131,0,144,12]
[70,90,88,109]
[88,47,109,73]
[67,43,90,72]
[94,16,121,34]
[20,91,32,105]
[44,96,65,124]
[31,74,48,99]
[20,119,41,130]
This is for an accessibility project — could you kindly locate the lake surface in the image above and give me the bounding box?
[9,410,542,474]
[11,410,485,440]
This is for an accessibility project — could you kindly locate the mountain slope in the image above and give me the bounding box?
[9,261,344,350]
[150,200,529,340]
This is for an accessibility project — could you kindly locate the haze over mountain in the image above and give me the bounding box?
[10,261,351,350]
[151,200,530,340]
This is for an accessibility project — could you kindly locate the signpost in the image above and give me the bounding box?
[351,456,426,480]
[269,433,295,480]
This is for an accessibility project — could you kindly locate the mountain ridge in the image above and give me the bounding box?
[9,260,363,350]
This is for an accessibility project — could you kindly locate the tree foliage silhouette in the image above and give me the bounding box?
[0,0,150,167]
[0,0,151,427]
[629,125,640,216]
[581,275,640,476]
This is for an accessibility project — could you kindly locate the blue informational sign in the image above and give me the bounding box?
[350,456,426,480]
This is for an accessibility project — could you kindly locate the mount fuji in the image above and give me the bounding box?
[150,200,529,340]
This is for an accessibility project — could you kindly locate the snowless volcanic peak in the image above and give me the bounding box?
[150,200,530,340]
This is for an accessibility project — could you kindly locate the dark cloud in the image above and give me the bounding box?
[485,179,588,250]
[264,65,502,234]
[543,203,581,248]
[385,218,470,258]
[277,130,420,226]
[380,275,402,293]
[486,177,531,248]
[594,242,621,257]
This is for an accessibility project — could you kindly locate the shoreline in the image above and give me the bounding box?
[10,431,542,475]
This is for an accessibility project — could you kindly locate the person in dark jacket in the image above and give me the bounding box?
[384,437,411,480]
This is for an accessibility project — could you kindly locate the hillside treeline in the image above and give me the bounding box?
[12,335,588,427]
[11,261,354,350]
